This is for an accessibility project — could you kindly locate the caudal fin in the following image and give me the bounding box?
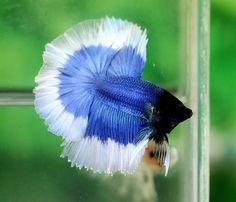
[34,17,147,142]
[34,17,148,174]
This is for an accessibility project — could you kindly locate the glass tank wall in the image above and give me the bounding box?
[0,0,209,201]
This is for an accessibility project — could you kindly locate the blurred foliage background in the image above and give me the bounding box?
[0,0,235,201]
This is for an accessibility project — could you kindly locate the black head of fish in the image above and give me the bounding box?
[152,89,193,138]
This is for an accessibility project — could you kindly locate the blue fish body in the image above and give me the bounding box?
[34,17,192,175]
[86,76,162,145]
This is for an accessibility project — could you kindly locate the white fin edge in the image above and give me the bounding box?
[61,136,146,175]
[46,16,147,66]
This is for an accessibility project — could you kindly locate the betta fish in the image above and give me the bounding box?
[34,17,192,176]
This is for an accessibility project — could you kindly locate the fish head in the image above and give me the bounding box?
[153,89,193,135]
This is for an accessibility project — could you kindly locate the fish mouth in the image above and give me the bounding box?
[178,104,193,122]
[164,105,193,134]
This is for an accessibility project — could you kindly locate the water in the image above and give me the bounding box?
[0,0,209,201]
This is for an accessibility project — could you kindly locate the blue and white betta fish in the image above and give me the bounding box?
[34,17,192,175]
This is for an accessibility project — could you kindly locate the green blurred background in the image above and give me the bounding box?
[0,0,235,201]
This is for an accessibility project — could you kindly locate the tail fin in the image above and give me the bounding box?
[34,17,147,163]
